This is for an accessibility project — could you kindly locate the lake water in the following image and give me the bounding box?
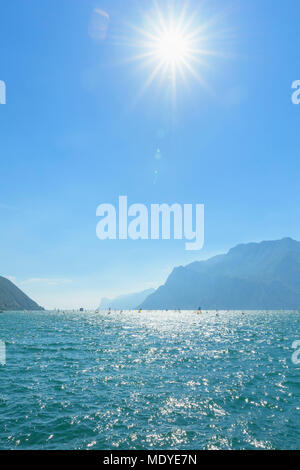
[0,310,299,449]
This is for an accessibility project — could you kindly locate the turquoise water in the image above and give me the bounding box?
[0,310,299,450]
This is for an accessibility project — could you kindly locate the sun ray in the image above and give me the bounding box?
[119,1,229,103]
[134,60,166,103]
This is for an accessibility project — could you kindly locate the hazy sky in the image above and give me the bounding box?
[1,0,300,309]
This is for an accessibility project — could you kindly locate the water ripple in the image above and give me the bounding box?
[0,310,299,449]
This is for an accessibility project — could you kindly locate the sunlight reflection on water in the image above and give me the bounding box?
[0,310,299,449]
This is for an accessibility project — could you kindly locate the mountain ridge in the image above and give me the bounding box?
[99,288,155,310]
[139,238,300,309]
[0,276,44,311]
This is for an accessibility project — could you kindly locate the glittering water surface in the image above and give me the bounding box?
[0,310,299,450]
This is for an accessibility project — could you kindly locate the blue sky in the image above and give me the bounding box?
[0,0,300,309]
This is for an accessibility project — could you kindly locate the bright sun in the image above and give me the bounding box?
[122,1,225,100]
[124,2,216,98]
[154,30,190,66]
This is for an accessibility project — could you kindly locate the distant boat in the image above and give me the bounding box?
[79,308,84,312]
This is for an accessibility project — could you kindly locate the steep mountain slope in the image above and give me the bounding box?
[0,276,43,311]
[140,238,300,309]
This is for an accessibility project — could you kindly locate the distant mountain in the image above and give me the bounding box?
[99,288,155,310]
[140,238,300,310]
[0,276,44,311]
